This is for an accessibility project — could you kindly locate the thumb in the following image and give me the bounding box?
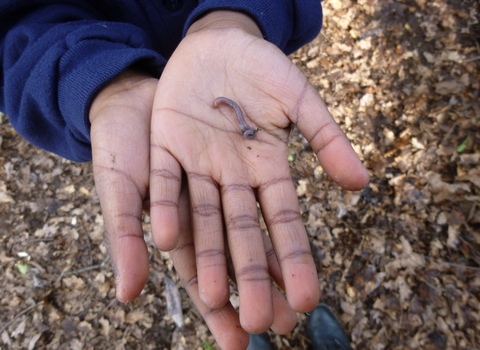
[91,126,151,302]
[291,84,369,191]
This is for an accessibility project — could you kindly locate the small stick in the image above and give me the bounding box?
[0,301,43,334]
[64,256,109,277]
[463,55,480,63]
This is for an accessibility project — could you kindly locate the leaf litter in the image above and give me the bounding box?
[1,0,479,349]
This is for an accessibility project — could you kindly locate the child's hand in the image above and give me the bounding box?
[150,11,369,333]
[170,184,297,350]
[88,69,297,348]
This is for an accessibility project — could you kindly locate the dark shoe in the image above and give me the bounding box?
[307,304,352,350]
[246,333,275,350]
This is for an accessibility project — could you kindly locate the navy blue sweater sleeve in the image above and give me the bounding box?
[1,0,322,162]
[184,0,323,55]
[0,2,167,162]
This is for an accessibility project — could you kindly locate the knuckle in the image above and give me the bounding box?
[258,177,291,195]
[266,209,302,226]
[172,242,194,254]
[188,172,219,189]
[182,274,199,289]
[279,249,313,264]
[236,264,269,283]
[192,204,221,217]
[222,183,252,195]
[227,214,259,231]
[311,125,343,153]
[196,248,226,260]
[150,168,181,182]
[265,246,276,260]
[150,199,178,208]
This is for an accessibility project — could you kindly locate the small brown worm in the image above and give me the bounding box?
[213,97,258,139]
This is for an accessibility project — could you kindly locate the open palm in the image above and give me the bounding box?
[89,69,297,350]
[150,27,369,333]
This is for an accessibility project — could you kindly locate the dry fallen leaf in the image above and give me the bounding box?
[1,0,479,349]
[165,275,184,328]
[435,79,465,94]
[125,309,146,325]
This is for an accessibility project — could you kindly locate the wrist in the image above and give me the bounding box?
[89,69,157,124]
[186,10,263,39]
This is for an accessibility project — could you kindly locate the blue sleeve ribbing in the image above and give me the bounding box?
[1,1,322,162]
[1,4,166,161]
[184,0,323,55]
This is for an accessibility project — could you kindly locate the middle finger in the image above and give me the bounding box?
[188,172,229,309]
[222,182,273,333]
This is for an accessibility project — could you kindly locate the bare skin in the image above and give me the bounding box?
[89,69,296,350]
[89,10,369,349]
[150,11,369,333]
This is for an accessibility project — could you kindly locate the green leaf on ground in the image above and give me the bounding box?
[456,136,469,153]
[17,262,28,275]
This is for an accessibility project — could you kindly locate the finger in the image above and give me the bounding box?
[91,118,150,303]
[292,85,370,191]
[189,173,229,308]
[94,167,148,302]
[222,183,273,333]
[258,175,320,313]
[226,229,297,336]
[149,144,182,251]
[270,284,297,335]
[261,229,285,291]
[170,186,249,350]
[96,173,149,302]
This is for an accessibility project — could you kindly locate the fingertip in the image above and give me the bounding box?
[284,267,320,313]
[269,288,297,335]
[319,141,370,192]
[110,236,150,302]
[197,258,230,309]
[206,306,250,350]
[288,284,320,314]
[357,166,370,188]
[290,289,320,314]
[114,264,149,303]
[153,234,179,252]
[149,150,182,251]
[151,212,180,251]
[241,316,273,335]
[337,164,370,191]
[115,280,140,303]
[240,294,274,334]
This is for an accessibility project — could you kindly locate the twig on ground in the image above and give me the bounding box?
[426,256,480,271]
[441,121,458,145]
[0,300,44,335]
[64,256,109,277]
[93,298,117,326]
[464,55,480,62]
[25,238,55,243]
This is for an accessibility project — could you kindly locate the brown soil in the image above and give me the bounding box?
[1,0,479,349]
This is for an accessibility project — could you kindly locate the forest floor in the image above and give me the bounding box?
[1,0,479,349]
